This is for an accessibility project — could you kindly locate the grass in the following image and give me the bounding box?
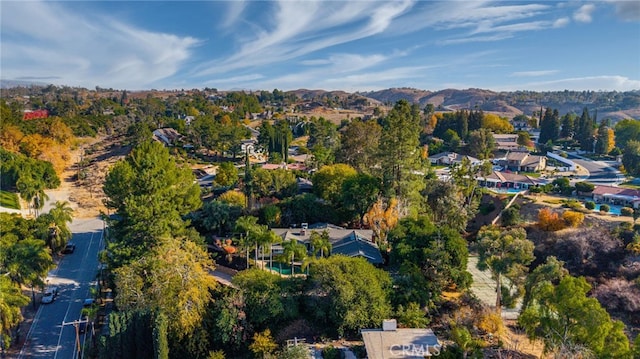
[519,171,541,178]
[0,190,20,209]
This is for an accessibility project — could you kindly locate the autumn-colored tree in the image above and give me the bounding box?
[0,124,24,152]
[482,114,514,133]
[363,197,399,245]
[249,329,277,359]
[218,190,247,208]
[562,211,584,228]
[537,208,566,231]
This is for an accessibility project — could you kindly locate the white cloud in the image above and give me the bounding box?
[194,0,414,76]
[553,17,570,28]
[0,1,199,89]
[574,4,596,23]
[510,70,559,77]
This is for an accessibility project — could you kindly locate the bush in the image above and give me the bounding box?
[538,208,566,231]
[621,207,634,217]
[585,201,596,210]
[322,345,341,359]
[501,207,521,226]
[600,204,611,213]
[562,199,583,210]
[563,211,585,228]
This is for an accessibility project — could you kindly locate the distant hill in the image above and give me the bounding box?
[359,88,640,121]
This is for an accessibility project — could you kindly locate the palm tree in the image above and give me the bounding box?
[49,201,74,251]
[309,230,332,258]
[5,238,54,308]
[32,188,49,218]
[235,216,259,268]
[281,239,307,276]
[0,276,30,352]
[264,231,282,271]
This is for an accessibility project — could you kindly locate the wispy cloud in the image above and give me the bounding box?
[553,17,570,28]
[510,70,559,77]
[574,4,596,23]
[194,0,414,76]
[1,1,199,89]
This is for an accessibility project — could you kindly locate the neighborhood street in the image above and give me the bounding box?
[567,154,624,185]
[18,217,104,359]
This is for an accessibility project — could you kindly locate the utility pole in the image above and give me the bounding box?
[61,317,89,359]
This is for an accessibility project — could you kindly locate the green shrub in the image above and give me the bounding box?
[600,204,610,213]
[322,345,341,359]
[562,199,583,210]
[621,207,634,217]
[479,202,496,215]
[585,201,596,210]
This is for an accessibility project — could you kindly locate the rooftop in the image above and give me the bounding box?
[361,326,440,359]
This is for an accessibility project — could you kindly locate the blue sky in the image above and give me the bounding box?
[2,1,639,92]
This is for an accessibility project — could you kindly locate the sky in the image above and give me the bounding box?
[1,1,640,92]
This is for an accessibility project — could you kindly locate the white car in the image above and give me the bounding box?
[41,286,59,304]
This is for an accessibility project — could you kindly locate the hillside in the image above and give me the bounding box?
[360,88,640,120]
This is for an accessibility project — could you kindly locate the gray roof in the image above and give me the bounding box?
[331,233,384,265]
[361,328,441,359]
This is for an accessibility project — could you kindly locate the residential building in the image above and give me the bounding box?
[271,224,383,265]
[500,151,546,172]
[361,319,441,358]
[592,185,640,209]
[428,152,481,166]
[152,128,182,146]
[477,171,540,190]
[492,134,521,151]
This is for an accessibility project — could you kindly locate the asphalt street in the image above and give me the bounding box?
[18,217,104,359]
[568,155,624,185]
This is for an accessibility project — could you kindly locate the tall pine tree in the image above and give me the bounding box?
[577,107,595,152]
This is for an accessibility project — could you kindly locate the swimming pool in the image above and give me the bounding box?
[592,204,622,215]
[488,188,527,194]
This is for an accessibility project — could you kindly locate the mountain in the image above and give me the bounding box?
[359,88,640,121]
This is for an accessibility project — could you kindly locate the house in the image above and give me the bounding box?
[477,171,540,190]
[240,139,257,155]
[361,319,441,358]
[152,128,183,146]
[23,109,49,120]
[428,152,480,166]
[271,224,383,265]
[501,151,546,172]
[492,134,521,151]
[592,185,640,209]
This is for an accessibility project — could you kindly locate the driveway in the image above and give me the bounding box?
[467,256,520,320]
[567,153,624,185]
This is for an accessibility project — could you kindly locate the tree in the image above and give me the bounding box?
[215,162,239,187]
[501,207,521,226]
[516,131,533,148]
[306,256,392,336]
[595,120,615,155]
[522,256,568,309]
[339,173,381,226]
[622,140,640,176]
[482,114,514,133]
[280,239,307,275]
[250,329,277,359]
[574,181,594,194]
[476,226,534,312]
[519,275,631,358]
[450,326,476,359]
[103,141,201,265]
[576,107,595,152]
[232,269,295,330]
[389,216,471,307]
[113,238,216,338]
[467,128,496,159]
[312,164,357,205]
[363,197,399,245]
[235,215,260,268]
[614,119,640,149]
[538,107,560,144]
[395,302,429,328]
[560,113,575,139]
[309,230,332,258]
[378,100,424,200]
[0,276,30,350]
[422,179,473,233]
[47,200,74,252]
[338,118,382,173]
[218,190,247,208]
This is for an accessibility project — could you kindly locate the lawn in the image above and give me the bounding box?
[0,190,20,210]
[619,181,640,190]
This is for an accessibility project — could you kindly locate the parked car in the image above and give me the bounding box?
[41,286,59,304]
[62,242,76,254]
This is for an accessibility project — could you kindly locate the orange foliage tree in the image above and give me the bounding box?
[537,208,566,231]
[363,197,399,246]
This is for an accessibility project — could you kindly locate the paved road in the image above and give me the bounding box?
[18,217,104,359]
[567,154,624,185]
